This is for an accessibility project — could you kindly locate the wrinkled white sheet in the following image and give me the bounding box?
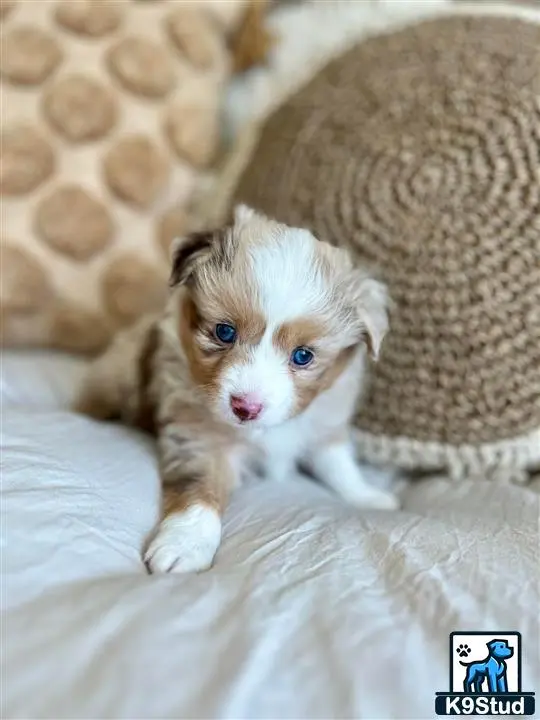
[1,350,539,719]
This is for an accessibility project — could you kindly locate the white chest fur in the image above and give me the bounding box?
[248,349,366,482]
[237,350,398,511]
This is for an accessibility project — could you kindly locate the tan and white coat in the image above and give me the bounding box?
[75,206,398,573]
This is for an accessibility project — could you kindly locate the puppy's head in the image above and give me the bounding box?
[171,205,389,430]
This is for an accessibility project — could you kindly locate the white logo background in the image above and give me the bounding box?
[451,632,520,693]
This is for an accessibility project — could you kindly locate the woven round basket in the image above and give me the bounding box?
[233,15,540,482]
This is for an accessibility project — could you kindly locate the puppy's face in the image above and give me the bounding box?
[172,206,389,430]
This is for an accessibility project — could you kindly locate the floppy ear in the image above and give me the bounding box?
[352,275,390,360]
[169,230,215,287]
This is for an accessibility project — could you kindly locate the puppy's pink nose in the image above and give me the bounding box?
[230,394,263,422]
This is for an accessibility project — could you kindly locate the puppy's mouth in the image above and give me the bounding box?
[213,393,293,430]
[222,408,284,431]
[233,412,295,433]
[229,414,267,430]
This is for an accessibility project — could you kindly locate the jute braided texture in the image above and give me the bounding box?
[234,16,540,473]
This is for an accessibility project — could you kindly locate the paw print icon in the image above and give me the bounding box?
[456,644,471,658]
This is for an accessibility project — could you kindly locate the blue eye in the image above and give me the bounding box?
[215,323,236,344]
[291,347,314,367]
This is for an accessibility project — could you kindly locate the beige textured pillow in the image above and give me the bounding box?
[1,0,248,353]
[232,14,540,482]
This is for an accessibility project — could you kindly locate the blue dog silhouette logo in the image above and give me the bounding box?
[458,638,513,693]
[435,632,535,716]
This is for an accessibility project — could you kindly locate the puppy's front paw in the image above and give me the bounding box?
[144,504,222,574]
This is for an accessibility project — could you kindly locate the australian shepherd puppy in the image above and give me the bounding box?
[75,205,398,573]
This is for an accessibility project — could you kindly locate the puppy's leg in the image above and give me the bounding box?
[73,316,157,424]
[73,344,125,421]
[145,482,226,574]
[144,427,237,574]
[307,439,399,510]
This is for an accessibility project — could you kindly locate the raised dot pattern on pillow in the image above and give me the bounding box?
[1,0,246,353]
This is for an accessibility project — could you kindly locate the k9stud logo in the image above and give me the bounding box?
[435,632,535,715]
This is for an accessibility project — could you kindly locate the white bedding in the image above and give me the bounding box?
[1,349,539,719]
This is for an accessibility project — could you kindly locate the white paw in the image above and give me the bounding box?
[360,487,400,511]
[343,485,401,511]
[144,504,222,574]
